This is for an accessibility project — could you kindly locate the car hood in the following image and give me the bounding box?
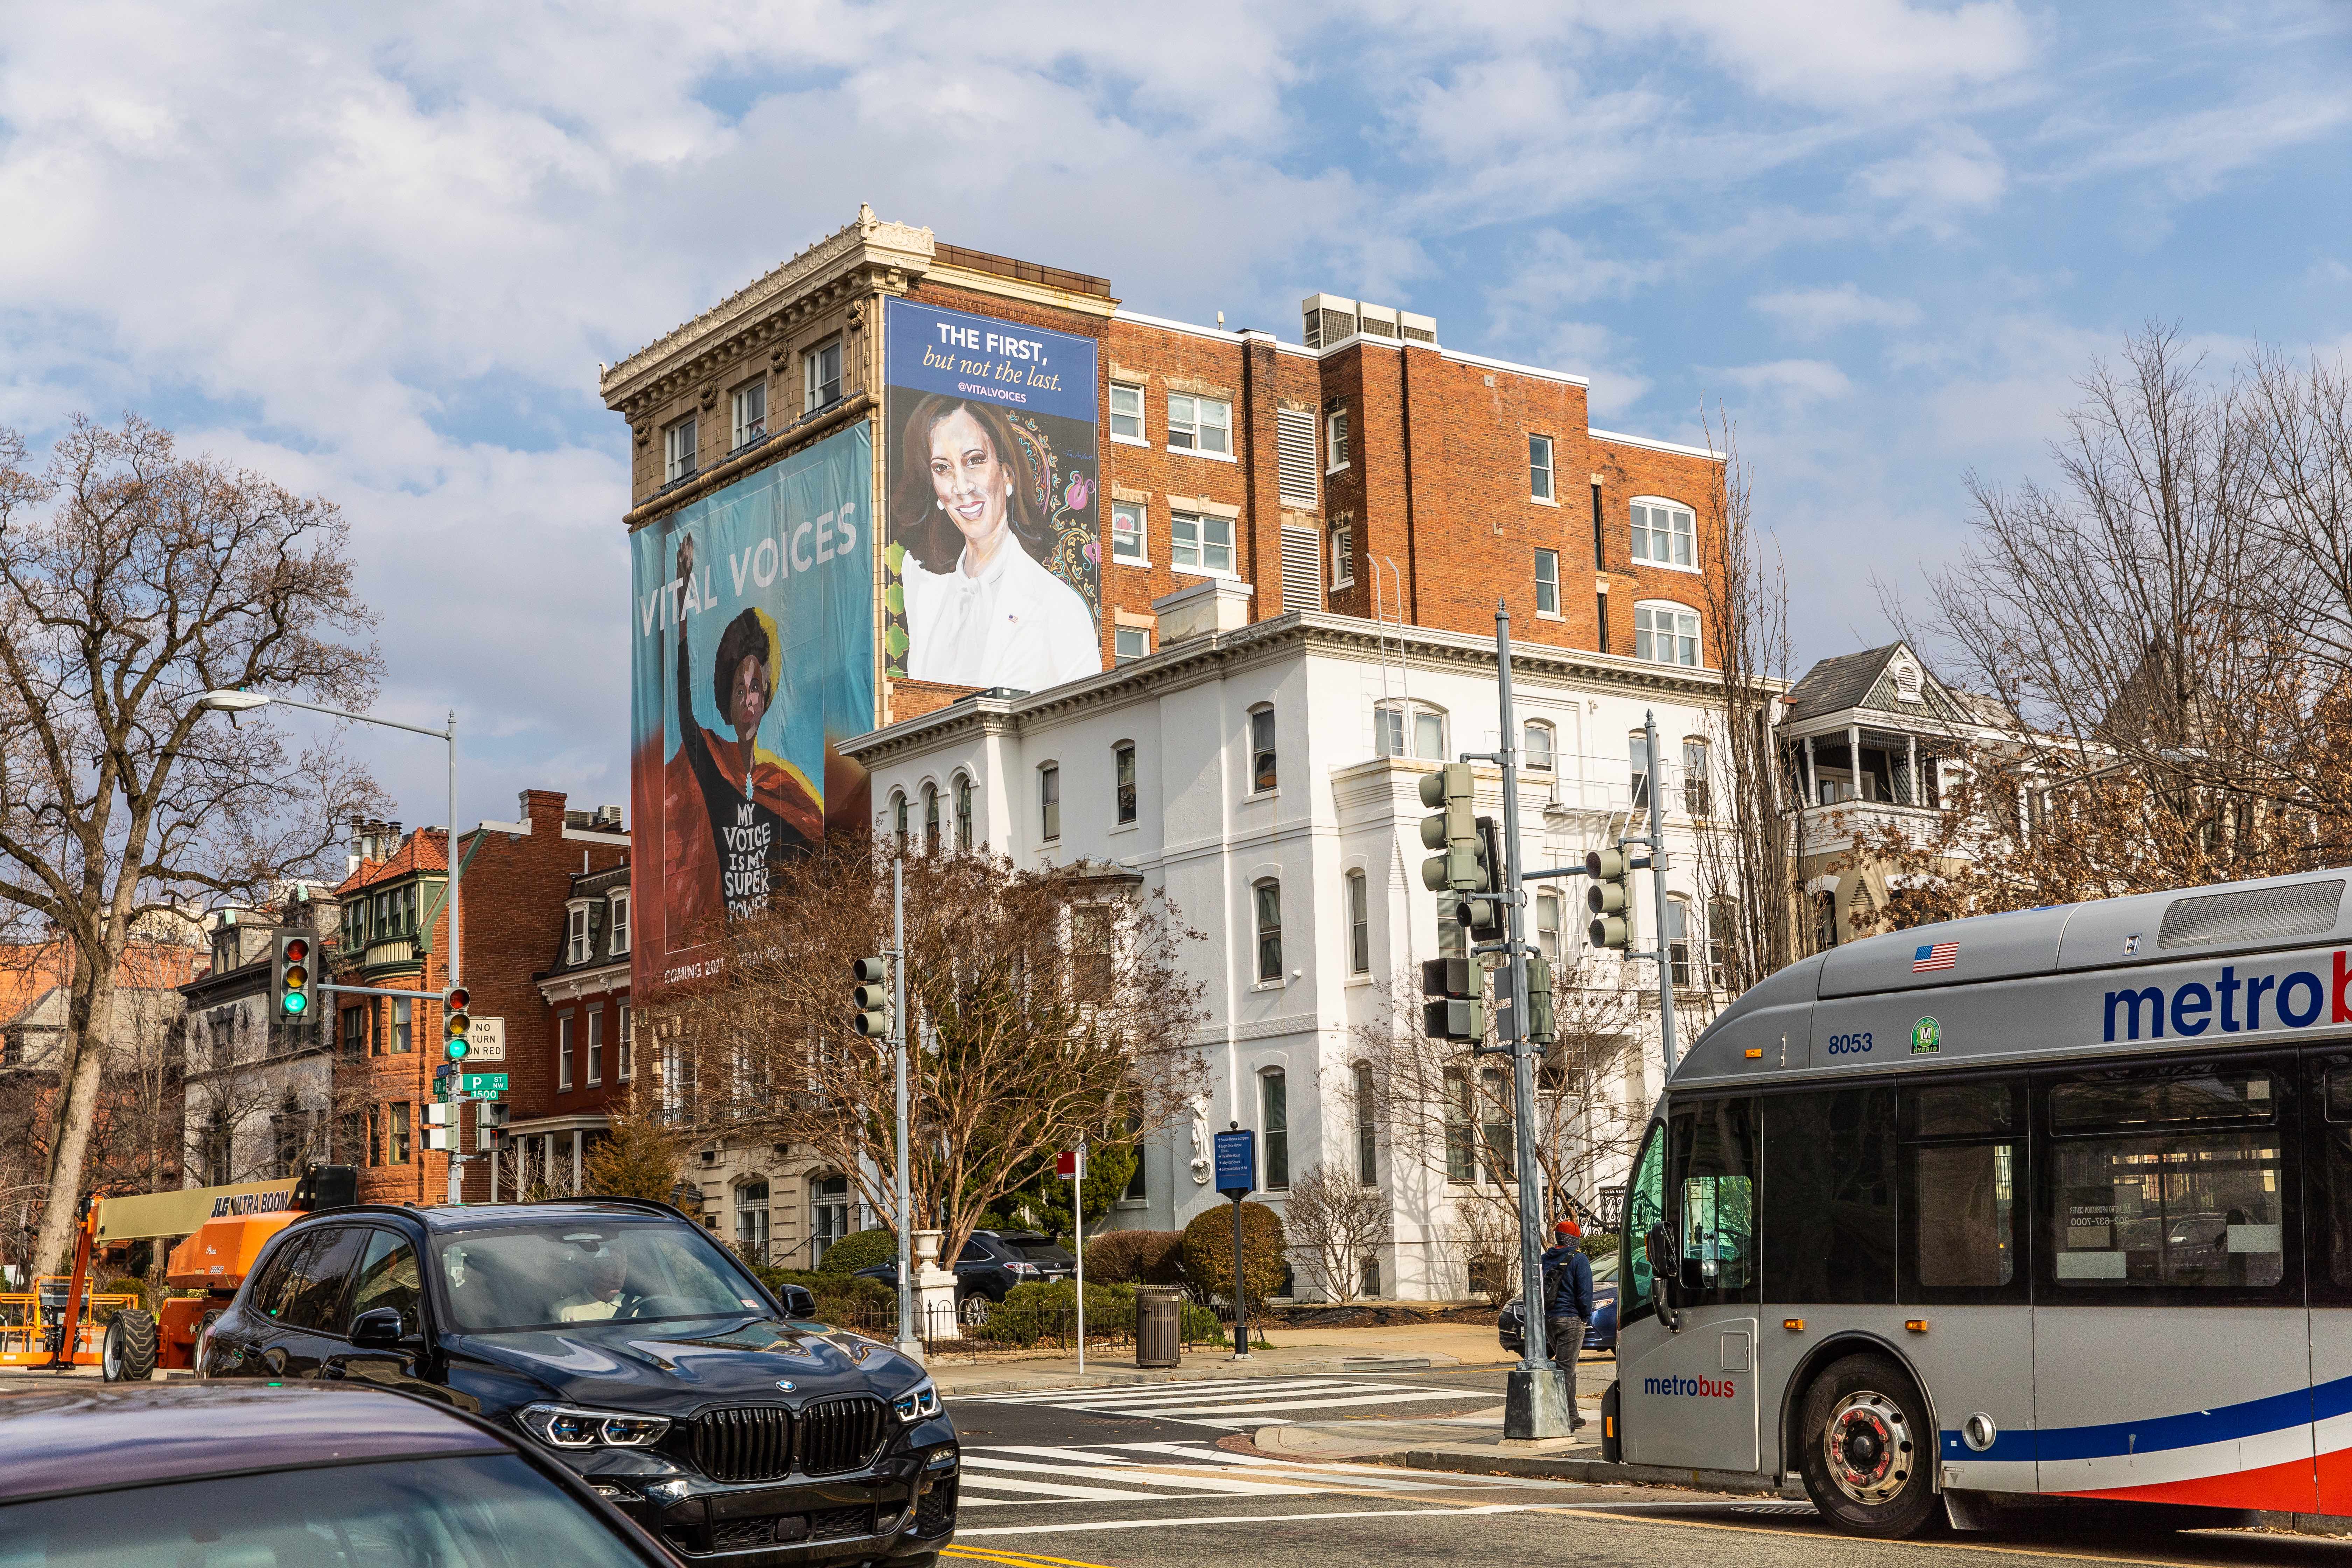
[448,1315,916,1414]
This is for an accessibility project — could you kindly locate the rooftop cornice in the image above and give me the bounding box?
[600,206,934,408]
[844,611,1750,764]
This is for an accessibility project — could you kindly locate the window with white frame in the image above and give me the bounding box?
[558,1013,575,1092]
[1374,699,1447,761]
[618,1002,633,1081]
[1329,518,1353,587]
[1354,1062,1378,1186]
[609,892,629,955]
[1039,764,1060,842]
[1109,382,1144,442]
[663,417,697,483]
[1667,897,1694,988]
[587,1008,604,1086]
[1629,730,1651,812]
[1248,705,1277,793]
[804,337,843,411]
[735,1179,770,1258]
[1530,434,1555,500]
[1170,510,1234,573]
[1326,408,1350,471]
[1261,1069,1290,1189]
[891,791,908,849]
[1634,601,1700,666]
[810,1174,850,1264]
[1522,720,1555,771]
[1631,497,1696,569]
[1534,548,1560,616]
[730,380,766,451]
[392,996,411,1054]
[1114,625,1149,665]
[1111,500,1146,562]
[567,903,591,965]
[923,783,940,853]
[1166,394,1231,456]
[954,774,974,849]
[1682,737,1712,817]
[1114,741,1138,826]
[1347,869,1370,974]
[1536,890,1563,967]
[1253,879,1282,982]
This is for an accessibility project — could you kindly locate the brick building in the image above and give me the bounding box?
[329,792,627,1205]
[511,858,634,1197]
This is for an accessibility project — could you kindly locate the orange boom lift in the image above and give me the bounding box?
[4,1165,355,1377]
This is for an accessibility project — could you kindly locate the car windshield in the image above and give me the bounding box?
[1592,1253,1619,1283]
[0,1453,650,1567]
[436,1222,769,1334]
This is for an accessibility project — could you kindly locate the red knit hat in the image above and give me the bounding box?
[1555,1219,1581,1238]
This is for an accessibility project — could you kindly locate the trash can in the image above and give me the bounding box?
[1135,1286,1181,1368]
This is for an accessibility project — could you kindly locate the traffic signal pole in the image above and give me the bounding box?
[891,860,919,1359]
[1490,603,1574,1442]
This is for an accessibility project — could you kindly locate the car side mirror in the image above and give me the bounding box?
[777,1284,817,1318]
[349,1307,406,1350]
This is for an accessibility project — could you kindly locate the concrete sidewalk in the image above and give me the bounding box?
[925,1320,1512,1398]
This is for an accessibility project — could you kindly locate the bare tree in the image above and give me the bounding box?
[1687,413,1813,994]
[0,416,383,1273]
[672,840,1208,1271]
[1282,1162,1391,1303]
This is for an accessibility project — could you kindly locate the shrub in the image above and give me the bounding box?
[98,1276,150,1313]
[968,1280,1136,1347]
[748,1264,894,1324]
[1581,1232,1620,1261]
[1180,1202,1286,1313]
[1082,1228,1184,1286]
[816,1228,898,1276]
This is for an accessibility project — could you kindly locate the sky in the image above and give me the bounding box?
[2,1,2348,835]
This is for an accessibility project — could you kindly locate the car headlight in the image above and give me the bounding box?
[518,1404,671,1449]
[892,1379,941,1424]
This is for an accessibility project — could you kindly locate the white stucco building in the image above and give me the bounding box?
[844,580,1731,1302]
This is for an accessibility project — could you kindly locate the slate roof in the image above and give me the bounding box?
[1782,642,2014,733]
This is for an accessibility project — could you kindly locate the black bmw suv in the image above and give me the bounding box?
[202,1198,958,1566]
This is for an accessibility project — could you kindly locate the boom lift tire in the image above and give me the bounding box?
[102,1309,158,1382]
[1796,1351,1938,1538]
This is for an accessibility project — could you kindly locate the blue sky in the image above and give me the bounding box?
[2,1,2347,833]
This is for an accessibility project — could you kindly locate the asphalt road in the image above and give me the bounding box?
[940,1371,2352,1568]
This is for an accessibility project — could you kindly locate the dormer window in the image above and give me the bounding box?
[609,891,630,956]
[566,902,592,965]
[1892,660,1924,702]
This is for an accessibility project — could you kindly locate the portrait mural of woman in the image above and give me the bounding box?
[883,298,1104,695]
[891,394,1101,692]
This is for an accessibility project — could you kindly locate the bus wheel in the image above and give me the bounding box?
[1797,1353,1936,1538]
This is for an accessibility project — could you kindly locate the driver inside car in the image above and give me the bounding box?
[555,1249,630,1322]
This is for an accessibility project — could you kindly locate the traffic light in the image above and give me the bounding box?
[1525,952,1556,1043]
[1455,818,1506,942]
[272,933,313,1018]
[479,1101,510,1152]
[851,956,892,1038]
[1586,847,1635,950]
[1420,953,1485,1041]
[442,986,472,1060]
[1418,764,1481,891]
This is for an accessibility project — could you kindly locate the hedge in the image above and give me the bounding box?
[1180,1202,1286,1312]
[1080,1228,1184,1286]
[816,1227,898,1276]
[748,1264,893,1324]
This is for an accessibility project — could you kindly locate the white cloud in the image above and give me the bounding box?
[1753,284,1923,336]
[1718,359,1856,402]
[1855,124,2008,224]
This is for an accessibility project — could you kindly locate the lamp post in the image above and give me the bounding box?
[197,690,463,1201]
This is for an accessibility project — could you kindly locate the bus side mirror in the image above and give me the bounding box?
[1644,1223,1681,1331]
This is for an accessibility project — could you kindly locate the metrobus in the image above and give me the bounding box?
[1606,869,2352,1536]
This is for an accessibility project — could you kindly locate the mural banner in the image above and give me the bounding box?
[628,424,874,995]
[883,297,1102,692]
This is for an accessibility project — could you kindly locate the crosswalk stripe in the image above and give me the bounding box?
[955,1475,1166,1503]
[965,1378,1358,1407]
[950,1441,1550,1499]
[1097,1388,1492,1419]
[960,1454,1319,1496]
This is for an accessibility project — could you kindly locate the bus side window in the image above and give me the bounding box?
[1625,1121,1667,1311]
[1671,1098,1759,1302]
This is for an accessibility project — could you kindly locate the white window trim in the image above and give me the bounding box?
[1629,494,1703,575]
[1166,444,1238,464]
[1325,411,1351,474]
[1530,494,1561,509]
[1530,434,1558,504]
[1113,625,1152,665]
[1169,512,1238,578]
[804,336,844,410]
[608,891,630,956]
[1633,598,1703,668]
[1110,502,1151,567]
[1534,549,1563,621]
[1112,433,1154,449]
[728,380,768,452]
[1109,382,1148,446]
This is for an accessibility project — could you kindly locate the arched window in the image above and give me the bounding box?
[954,774,974,849]
[1681,736,1712,816]
[922,784,940,853]
[1374,699,1447,760]
[1253,878,1283,982]
[1630,496,1697,569]
[1634,602,1700,667]
[1260,1069,1290,1190]
[890,791,909,849]
[1114,741,1138,826]
[1666,897,1693,988]
[1522,720,1555,771]
[1248,704,1277,793]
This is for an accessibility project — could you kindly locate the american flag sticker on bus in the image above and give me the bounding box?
[1912,941,1959,973]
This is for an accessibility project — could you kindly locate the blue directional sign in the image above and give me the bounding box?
[1213,1129,1256,1200]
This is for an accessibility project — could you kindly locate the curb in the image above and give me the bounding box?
[1387,1448,1808,1498]
[931,1351,1468,1398]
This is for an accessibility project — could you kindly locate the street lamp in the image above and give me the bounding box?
[196,688,467,1204]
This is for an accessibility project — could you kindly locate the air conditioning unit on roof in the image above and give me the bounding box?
[1301,294,1357,349]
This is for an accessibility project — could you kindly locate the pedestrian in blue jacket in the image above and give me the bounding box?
[1540,1219,1595,1429]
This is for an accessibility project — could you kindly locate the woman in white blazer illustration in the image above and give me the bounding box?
[894,396,1100,692]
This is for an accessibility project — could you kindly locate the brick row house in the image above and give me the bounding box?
[600,209,1735,1292]
[514,858,634,1197]
[329,792,626,1205]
